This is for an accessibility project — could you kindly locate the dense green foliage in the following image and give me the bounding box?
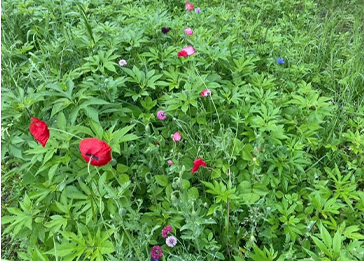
[1,0,364,260]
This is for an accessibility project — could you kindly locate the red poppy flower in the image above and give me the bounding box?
[79,138,112,166]
[191,158,207,173]
[177,50,188,57]
[185,1,194,11]
[29,117,50,147]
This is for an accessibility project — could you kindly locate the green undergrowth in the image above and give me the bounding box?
[1,0,364,260]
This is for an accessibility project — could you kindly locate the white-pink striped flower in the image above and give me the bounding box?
[177,46,195,57]
[201,89,212,97]
[118,59,127,66]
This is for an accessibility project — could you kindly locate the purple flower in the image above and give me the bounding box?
[161,27,170,34]
[276,58,284,64]
[157,110,167,120]
[166,236,177,247]
[151,246,163,259]
[195,7,201,13]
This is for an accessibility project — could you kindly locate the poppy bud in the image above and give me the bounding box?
[29,117,50,147]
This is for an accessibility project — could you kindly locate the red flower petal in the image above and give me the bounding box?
[177,50,188,57]
[79,138,112,167]
[29,117,50,147]
[191,158,207,173]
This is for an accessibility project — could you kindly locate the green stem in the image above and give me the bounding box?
[194,67,222,130]
[121,222,143,261]
[49,127,82,140]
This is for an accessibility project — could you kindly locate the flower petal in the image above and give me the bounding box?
[29,117,50,147]
[177,50,188,57]
[183,46,195,56]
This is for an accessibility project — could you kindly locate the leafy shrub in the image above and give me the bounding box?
[2,0,364,260]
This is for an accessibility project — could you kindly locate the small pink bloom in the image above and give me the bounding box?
[150,246,163,259]
[173,132,182,142]
[166,236,177,247]
[177,46,195,57]
[118,59,127,66]
[185,1,194,11]
[184,28,193,36]
[162,225,172,238]
[157,110,167,120]
[167,160,174,166]
[201,89,212,97]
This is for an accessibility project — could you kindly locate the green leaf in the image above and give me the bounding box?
[155,175,168,187]
[311,236,331,257]
[44,215,68,234]
[188,187,199,200]
[99,240,115,254]
[65,186,87,199]
[333,231,341,255]
[320,224,332,248]
[89,120,104,139]
[83,107,99,123]
[118,134,139,143]
[111,124,136,143]
[215,252,225,260]
[57,112,67,130]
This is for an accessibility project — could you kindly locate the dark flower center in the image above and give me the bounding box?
[85,153,99,160]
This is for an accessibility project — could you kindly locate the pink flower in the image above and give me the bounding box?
[166,236,177,247]
[177,46,195,57]
[173,132,182,142]
[150,246,163,259]
[118,59,127,66]
[167,160,174,166]
[162,225,172,238]
[201,89,212,97]
[191,158,207,173]
[184,28,193,36]
[157,110,167,120]
[185,1,194,11]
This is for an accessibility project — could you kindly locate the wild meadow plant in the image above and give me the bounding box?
[1,0,364,260]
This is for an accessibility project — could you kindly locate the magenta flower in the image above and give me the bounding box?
[184,28,193,36]
[151,246,163,259]
[173,132,182,142]
[167,160,174,166]
[118,59,127,66]
[166,236,177,247]
[201,89,212,97]
[177,46,195,57]
[162,225,172,238]
[157,110,167,120]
